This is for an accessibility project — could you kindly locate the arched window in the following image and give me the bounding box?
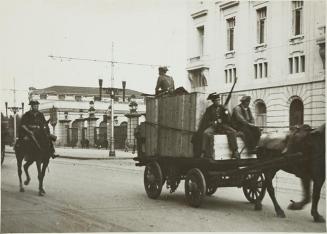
[289,98,304,127]
[255,100,267,128]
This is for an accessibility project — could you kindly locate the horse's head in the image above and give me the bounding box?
[283,124,325,157]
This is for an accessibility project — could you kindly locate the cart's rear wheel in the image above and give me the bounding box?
[144,161,163,199]
[242,172,266,203]
[185,168,206,207]
[206,186,217,196]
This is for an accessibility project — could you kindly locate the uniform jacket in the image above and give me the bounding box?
[199,104,232,132]
[231,104,255,129]
[192,104,232,156]
[155,74,175,95]
[19,110,47,138]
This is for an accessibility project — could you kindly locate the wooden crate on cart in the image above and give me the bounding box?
[145,92,207,158]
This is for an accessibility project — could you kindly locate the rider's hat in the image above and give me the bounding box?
[207,92,220,101]
[29,100,40,105]
[240,95,251,102]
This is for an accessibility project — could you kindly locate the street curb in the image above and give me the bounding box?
[5,151,134,160]
[57,156,134,160]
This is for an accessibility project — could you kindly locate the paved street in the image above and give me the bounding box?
[1,152,326,232]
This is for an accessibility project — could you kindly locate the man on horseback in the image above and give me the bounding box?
[17,100,58,159]
[232,95,261,153]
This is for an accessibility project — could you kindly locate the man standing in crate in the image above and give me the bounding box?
[232,95,261,153]
[200,93,240,159]
[155,66,175,96]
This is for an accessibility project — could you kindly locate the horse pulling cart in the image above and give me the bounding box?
[133,93,305,208]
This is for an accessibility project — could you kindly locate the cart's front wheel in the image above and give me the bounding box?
[144,161,163,199]
[185,168,206,207]
[242,172,266,203]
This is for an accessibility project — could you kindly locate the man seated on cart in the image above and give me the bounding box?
[199,92,240,159]
[232,95,261,153]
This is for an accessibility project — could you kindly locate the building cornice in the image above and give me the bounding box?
[191,9,208,19]
[219,79,325,94]
[217,1,239,10]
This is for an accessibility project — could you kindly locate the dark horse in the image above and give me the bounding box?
[255,124,325,222]
[14,124,53,196]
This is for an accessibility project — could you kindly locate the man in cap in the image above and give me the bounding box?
[18,100,58,159]
[155,66,175,96]
[232,95,261,152]
[198,92,240,159]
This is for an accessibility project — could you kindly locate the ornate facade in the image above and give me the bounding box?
[187,0,325,131]
[28,85,146,148]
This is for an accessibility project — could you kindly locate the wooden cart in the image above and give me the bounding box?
[134,93,302,207]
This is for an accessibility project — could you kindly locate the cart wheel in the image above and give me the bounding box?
[185,168,206,207]
[242,173,266,203]
[144,161,163,199]
[206,186,217,196]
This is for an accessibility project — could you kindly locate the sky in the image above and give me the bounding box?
[0,0,189,112]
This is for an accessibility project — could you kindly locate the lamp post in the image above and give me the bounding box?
[7,105,22,144]
[109,42,116,157]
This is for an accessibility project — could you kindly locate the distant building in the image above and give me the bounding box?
[187,0,325,130]
[28,85,146,148]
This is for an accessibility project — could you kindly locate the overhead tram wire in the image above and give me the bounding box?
[48,55,164,68]
[49,51,166,157]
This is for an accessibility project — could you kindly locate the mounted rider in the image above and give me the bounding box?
[16,100,58,159]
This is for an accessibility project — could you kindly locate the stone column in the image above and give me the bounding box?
[75,118,85,148]
[58,119,71,146]
[85,116,99,147]
[125,112,141,150]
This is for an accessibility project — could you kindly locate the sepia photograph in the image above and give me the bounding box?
[0,0,326,232]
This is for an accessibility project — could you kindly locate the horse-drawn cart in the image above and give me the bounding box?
[133,93,304,208]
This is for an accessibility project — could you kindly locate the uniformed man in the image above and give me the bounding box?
[18,100,58,159]
[200,93,240,159]
[155,66,175,95]
[232,95,261,152]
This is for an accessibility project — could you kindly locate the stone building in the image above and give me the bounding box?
[187,0,325,130]
[28,85,146,149]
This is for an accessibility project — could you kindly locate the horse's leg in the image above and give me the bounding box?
[16,153,24,192]
[265,171,286,218]
[23,161,33,185]
[36,161,44,196]
[37,160,49,196]
[311,178,325,222]
[288,177,311,210]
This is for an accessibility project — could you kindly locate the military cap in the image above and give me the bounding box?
[29,100,40,105]
[159,66,168,72]
[207,92,220,101]
[240,95,251,102]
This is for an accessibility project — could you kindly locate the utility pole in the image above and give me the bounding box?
[109,42,115,157]
[49,45,162,157]
[7,78,23,144]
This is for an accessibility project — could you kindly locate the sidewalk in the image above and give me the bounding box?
[5,146,136,160]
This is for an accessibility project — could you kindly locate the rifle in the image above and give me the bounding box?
[223,77,237,106]
[29,132,41,150]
